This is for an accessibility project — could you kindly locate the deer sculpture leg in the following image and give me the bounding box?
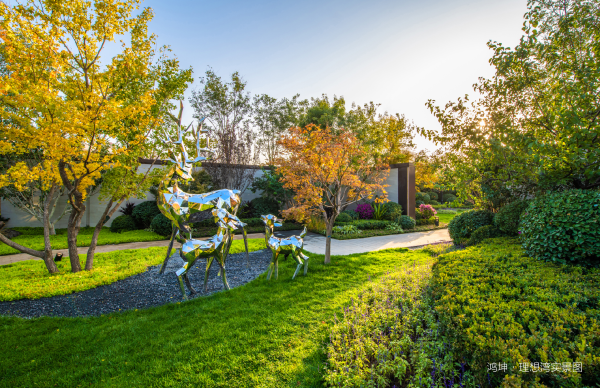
[267,250,280,280]
[290,249,306,280]
[159,227,178,274]
[203,255,215,292]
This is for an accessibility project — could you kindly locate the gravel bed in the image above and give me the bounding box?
[0,249,273,319]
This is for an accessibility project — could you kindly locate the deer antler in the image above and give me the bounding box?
[187,117,214,164]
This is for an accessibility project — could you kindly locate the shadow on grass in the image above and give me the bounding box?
[0,247,433,388]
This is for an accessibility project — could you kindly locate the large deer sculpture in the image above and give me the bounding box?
[157,102,249,276]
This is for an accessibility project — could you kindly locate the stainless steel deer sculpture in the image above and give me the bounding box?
[175,208,247,299]
[261,214,309,280]
[157,101,249,277]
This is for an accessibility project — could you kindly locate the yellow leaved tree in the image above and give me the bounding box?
[276,124,389,264]
[0,0,192,273]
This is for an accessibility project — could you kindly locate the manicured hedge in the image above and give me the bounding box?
[432,238,600,386]
[335,219,392,230]
[150,214,172,237]
[466,224,503,246]
[398,215,416,230]
[494,199,529,236]
[520,189,600,266]
[131,201,161,229]
[109,215,137,233]
[447,209,494,244]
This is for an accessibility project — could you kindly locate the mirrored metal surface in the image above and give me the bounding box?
[261,214,309,280]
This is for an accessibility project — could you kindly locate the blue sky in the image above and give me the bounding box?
[142,0,528,151]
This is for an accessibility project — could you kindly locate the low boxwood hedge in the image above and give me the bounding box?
[432,238,600,386]
[494,199,529,236]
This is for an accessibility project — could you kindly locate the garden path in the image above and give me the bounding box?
[0,229,451,266]
[301,229,451,255]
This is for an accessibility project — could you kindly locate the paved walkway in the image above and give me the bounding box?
[302,229,451,255]
[0,229,451,265]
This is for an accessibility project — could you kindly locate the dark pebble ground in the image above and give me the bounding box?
[0,249,273,319]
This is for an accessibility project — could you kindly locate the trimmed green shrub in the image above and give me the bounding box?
[466,224,503,246]
[415,192,428,202]
[494,199,529,236]
[132,201,161,229]
[110,215,137,234]
[341,209,359,220]
[432,238,600,386]
[250,197,279,218]
[415,199,425,207]
[426,191,439,202]
[399,215,416,230]
[520,189,600,266]
[383,201,403,221]
[442,193,457,203]
[416,217,435,226]
[447,209,494,244]
[150,214,172,237]
[351,220,391,230]
[335,212,352,223]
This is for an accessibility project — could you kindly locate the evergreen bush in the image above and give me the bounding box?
[494,200,530,236]
[520,189,600,266]
[448,209,494,244]
[383,202,403,221]
[398,215,416,230]
[131,201,161,229]
[150,214,172,236]
[466,225,503,246]
[110,215,137,234]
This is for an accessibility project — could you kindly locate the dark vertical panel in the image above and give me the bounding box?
[408,163,416,219]
[396,163,416,219]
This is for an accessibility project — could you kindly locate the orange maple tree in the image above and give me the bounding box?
[276,124,389,264]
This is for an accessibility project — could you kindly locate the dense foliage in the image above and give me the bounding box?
[355,203,374,220]
[494,199,529,236]
[109,215,137,234]
[424,0,600,209]
[447,209,494,244]
[383,201,403,222]
[131,201,161,230]
[398,215,416,230]
[324,263,456,387]
[520,189,600,266]
[150,214,172,237]
[466,224,503,246]
[335,212,353,223]
[432,238,600,386]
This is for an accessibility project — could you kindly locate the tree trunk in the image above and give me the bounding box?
[66,205,84,273]
[49,223,56,235]
[324,220,333,264]
[85,197,124,270]
[0,223,58,273]
[42,185,58,273]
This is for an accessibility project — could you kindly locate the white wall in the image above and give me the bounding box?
[2,164,268,229]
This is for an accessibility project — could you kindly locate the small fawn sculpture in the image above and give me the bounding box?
[157,102,249,274]
[175,208,247,299]
[261,214,309,280]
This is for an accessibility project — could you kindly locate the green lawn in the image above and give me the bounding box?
[0,227,168,256]
[0,247,434,388]
[0,239,267,301]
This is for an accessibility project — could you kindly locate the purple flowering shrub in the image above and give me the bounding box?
[419,204,437,219]
[323,264,471,387]
[355,203,374,220]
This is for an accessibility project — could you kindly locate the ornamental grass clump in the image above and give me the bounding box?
[324,263,471,387]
